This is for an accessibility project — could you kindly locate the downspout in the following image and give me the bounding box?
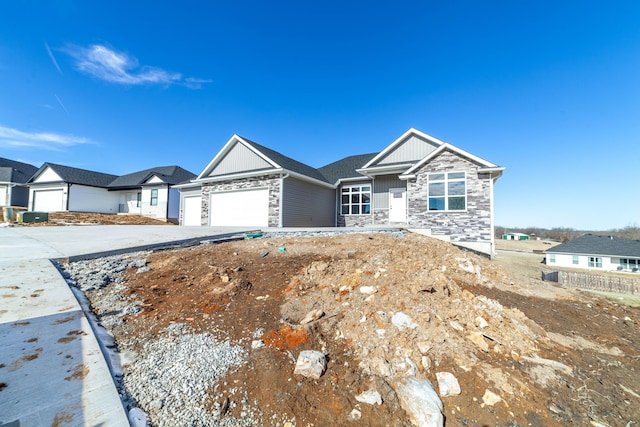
[165,185,170,220]
[279,172,290,227]
[490,174,496,257]
[334,183,338,227]
[66,183,71,211]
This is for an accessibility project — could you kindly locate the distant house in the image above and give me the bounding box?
[178,128,505,255]
[502,232,530,240]
[27,163,195,222]
[545,234,640,272]
[0,157,38,207]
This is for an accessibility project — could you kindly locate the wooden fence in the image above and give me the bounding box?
[543,270,640,295]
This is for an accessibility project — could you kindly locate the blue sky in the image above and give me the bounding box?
[1,1,638,230]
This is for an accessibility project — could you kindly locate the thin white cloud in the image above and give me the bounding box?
[0,125,92,151]
[63,44,211,88]
[45,41,63,75]
[54,94,69,114]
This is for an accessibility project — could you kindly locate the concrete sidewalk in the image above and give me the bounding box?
[0,225,251,426]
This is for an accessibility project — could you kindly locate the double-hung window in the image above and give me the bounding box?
[150,189,158,206]
[428,172,466,211]
[588,257,602,268]
[341,185,371,215]
[136,192,142,208]
[572,255,579,265]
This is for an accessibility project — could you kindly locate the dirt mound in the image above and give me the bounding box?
[19,211,174,226]
[77,232,640,426]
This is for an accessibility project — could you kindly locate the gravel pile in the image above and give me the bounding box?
[123,324,257,426]
[60,253,261,427]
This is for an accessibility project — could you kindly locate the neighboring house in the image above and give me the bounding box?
[545,234,640,272]
[502,232,530,240]
[0,157,38,207]
[179,128,504,255]
[107,166,197,221]
[27,163,195,222]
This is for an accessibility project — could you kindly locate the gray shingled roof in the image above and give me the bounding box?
[32,163,118,187]
[0,157,38,184]
[241,137,330,183]
[30,163,196,189]
[108,166,196,189]
[546,234,640,258]
[318,153,378,184]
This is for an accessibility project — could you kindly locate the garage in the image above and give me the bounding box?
[182,195,202,226]
[209,188,269,227]
[0,185,8,206]
[33,189,65,211]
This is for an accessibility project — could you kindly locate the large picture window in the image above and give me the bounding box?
[428,172,466,211]
[150,189,158,206]
[341,185,371,215]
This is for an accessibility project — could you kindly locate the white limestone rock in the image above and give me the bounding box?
[394,378,444,427]
[294,350,327,379]
[436,372,461,397]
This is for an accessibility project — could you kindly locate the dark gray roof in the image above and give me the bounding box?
[30,163,196,189]
[240,136,330,183]
[0,157,38,184]
[546,234,640,258]
[32,163,118,187]
[108,166,196,189]
[318,153,378,184]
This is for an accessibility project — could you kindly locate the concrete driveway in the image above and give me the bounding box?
[0,225,252,426]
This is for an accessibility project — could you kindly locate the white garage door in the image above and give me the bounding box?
[33,189,64,211]
[0,185,8,206]
[183,195,202,226]
[210,188,269,227]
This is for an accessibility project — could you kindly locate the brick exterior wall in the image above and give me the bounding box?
[200,174,281,226]
[406,150,493,243]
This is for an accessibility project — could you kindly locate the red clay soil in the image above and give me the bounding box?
[94,233,640,426]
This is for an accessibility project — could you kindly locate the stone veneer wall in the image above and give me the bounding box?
[337,213,374,227]
[200,174,281,226]
[373,209,389,224]
[407,150,492,243]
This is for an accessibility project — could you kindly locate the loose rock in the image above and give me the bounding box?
[294,350,327,379]
[392,312,418,330]
[394,378,444,427]
[300,308,324,325]
[482,389,502,406]
[436,372,461,397]
[355,389,383,405]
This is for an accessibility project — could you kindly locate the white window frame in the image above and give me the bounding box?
[549,254,556,263]
[620,258,640,271]
[572,255,579,265]
[150,189,158,206]
[340,185,371,215]
[588,257,602,268]
[428,171,466,212]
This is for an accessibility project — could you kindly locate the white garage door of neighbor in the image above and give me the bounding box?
[183,196,202,226]
[33,189,64,211]
[210,188,269,227]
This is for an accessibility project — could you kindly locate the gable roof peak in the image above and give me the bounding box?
[361,128,448,170]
